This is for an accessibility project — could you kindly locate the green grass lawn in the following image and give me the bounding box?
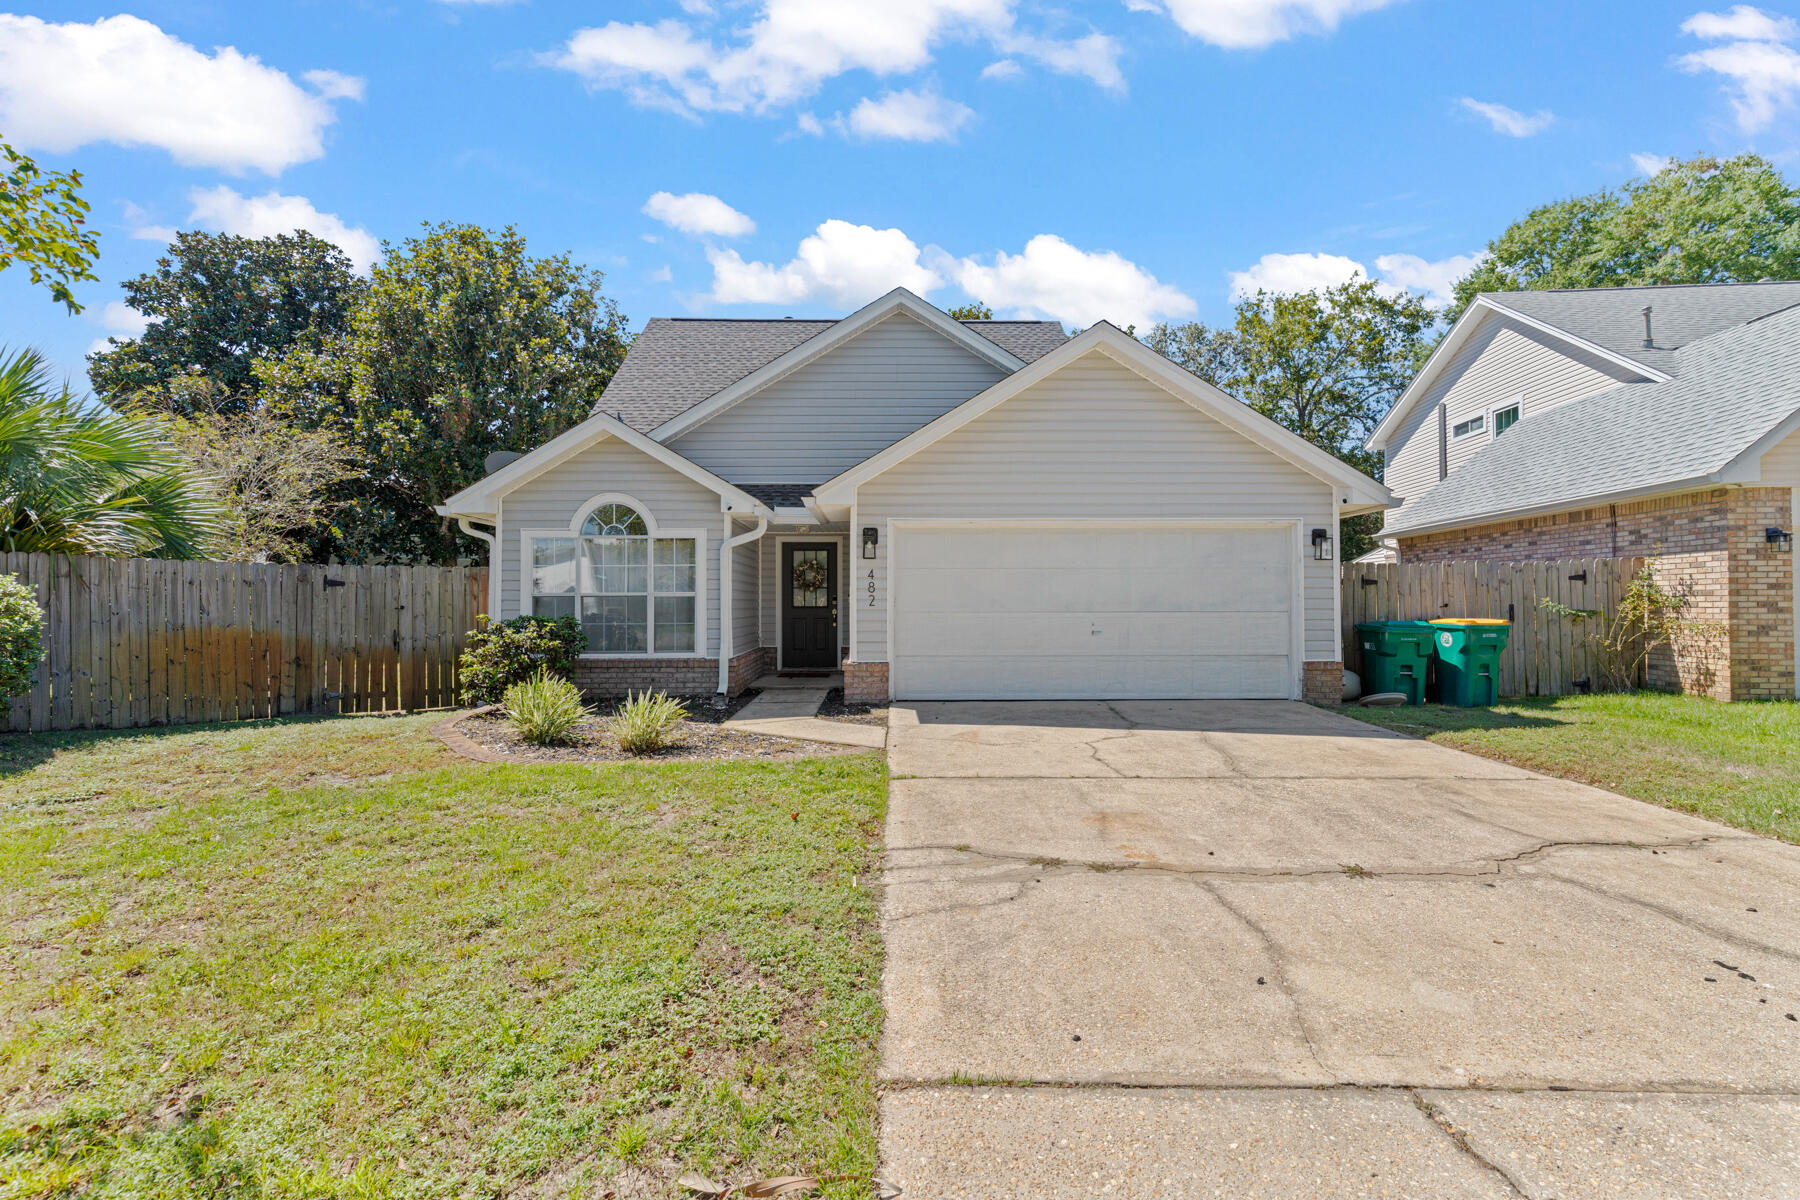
[0,714,887,1199]
[1336,691,1800,843]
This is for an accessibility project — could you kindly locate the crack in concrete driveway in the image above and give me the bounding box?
[877,700,1800,1198]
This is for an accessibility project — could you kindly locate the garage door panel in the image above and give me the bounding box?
[896,609,1292,657]
[893,654,1294,700]
[891,525,1297,700]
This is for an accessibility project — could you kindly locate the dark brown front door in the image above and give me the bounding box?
[781,542,838,670]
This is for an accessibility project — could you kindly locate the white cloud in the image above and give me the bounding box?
[1137,0,1405,49]
[544,0,1116,119]
[1631,151,1674,175]
[0,14,362,175]
[845,88,974,141]
[981,58,1024,80]
[185,186,380,273]
[643,191,756,237]
[1230,249,1483,306]
[707,219,944,307]
[1678,6,1800,132]
[650,265,674,283]
[87,301,151,355]
[951,234,1196,329]
[1459,97,1555,137]
[1372,252,1484,307]
[796,111,826,135]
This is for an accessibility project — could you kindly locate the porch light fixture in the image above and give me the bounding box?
[1767,527,1793,552]
[862,526,878,559]
[1311,527,1333,561]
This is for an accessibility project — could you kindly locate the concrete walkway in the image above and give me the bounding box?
[722,673,886,749]
[878,700,1800,1198]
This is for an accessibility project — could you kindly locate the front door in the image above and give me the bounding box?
[781,542,838,671]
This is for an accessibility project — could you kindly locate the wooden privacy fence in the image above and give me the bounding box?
[1342,557,1645,698]
[0,553,488,734]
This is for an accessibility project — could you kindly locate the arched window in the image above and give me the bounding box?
[529,500,697,654]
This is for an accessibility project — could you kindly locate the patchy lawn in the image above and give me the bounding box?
[1337,692,1800,843]
[0,714,886,1199]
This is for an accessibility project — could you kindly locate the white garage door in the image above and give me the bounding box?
[890,524,1297,700]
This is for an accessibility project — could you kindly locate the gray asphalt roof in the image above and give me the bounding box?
[736,483,817,508]
[595,315,1068,432]
[1385,301,1800,537]
[1482,281,1800,375]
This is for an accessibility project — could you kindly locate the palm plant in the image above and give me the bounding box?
[0,348,223,557]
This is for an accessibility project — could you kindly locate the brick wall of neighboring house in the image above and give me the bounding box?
[842,659,889,704]
[574,646,773,699]
[1302,661,1344,706]
[1396,486,1795,701]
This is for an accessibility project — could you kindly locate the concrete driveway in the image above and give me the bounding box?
[878,700,1800,1199]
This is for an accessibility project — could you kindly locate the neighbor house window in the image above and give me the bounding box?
[530,502,697,654]
[1451,414,1485,440]
[1492,403,1520,437]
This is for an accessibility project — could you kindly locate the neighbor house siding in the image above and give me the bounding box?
[496,436,723,654]
[667,312,1009,483]
[1383,314,1640,514]
[851,349,1339,664]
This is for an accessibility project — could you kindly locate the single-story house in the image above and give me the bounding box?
[1368,281,1800,700]
[438,288,1391,704]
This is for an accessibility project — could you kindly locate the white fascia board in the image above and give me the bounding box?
[1721,403,1800,482]
[647,287,1027,442]
[435,410,771,517]
[816,323,1393,508]
[1365,298,1672,453]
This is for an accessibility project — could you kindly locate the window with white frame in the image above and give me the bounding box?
[1451,413,1485,440]
[1491,402,1521,437]
[530,502,698,654]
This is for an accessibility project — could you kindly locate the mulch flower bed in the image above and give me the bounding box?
[816,687,889,727]
[451,691,851,764]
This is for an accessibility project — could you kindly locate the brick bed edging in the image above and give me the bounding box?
[430,705,512,763]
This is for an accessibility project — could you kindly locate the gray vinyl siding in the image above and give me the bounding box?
[1384,314,1642,516]
[853,350,1341,663]
[668,312,1009,483]
[496,436,723,654]
[1757,425,1800,482]
[731,519,759,653]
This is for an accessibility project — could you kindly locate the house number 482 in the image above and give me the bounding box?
[866,569,877,606]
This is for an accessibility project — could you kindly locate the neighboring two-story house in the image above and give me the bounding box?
[1368,282,1800,700]
[438,288,1392,705]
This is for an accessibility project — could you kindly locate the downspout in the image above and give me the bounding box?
[456,517,499,618]
[718,511,770,699]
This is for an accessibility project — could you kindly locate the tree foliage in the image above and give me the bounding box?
[87,230,365,415]
[0,139,101,313]
[0,349,223,558]
[1450,154,1800,317]
[1147,278,1438,558]
[0,572,44,716]
[260,223,631,563]
[946,302,994,320]
[460,614,587,705]
[160,387,363,563]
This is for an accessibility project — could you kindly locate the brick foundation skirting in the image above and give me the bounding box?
[1302,661,1343,706]
[842,659,889,704]
[574,646,773,699]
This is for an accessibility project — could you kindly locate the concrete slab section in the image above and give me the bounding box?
[881,868,1329,1085]
[1213,875,1800,1089]
[1425,1090,1800,1200]
[880,1086,1518,1200]
[1527,837,1800,957]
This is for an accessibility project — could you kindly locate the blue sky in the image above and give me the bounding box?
[4,0,1799,388]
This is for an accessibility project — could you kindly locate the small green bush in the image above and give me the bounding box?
[0,573,45,717]
[503,669,588,745]
[459,614,585,705]
[611,690,688,754]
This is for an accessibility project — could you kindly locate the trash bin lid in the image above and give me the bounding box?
[1428,618,1510,625]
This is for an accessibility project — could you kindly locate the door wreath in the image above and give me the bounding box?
[791,557,828,592]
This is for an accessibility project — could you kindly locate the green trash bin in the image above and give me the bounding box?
[1428,619,1511,706]
[1355,621,1435,705]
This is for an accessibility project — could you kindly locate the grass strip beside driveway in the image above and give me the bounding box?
[1335,692,1800,844]
[0,714,886,1199]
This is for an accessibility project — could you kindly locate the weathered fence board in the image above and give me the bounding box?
[0,552,488,733]
[1342,557,1645,698]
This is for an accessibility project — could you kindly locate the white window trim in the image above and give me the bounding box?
[1487,396,1523,440]
[1450,412,1487,442]
[773,533,847,672]
[519,492,710,660]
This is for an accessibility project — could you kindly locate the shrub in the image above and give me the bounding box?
[0,573,44,717]
[611,690,688,754]
[502,669,588,745]
[459,614,585,705]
